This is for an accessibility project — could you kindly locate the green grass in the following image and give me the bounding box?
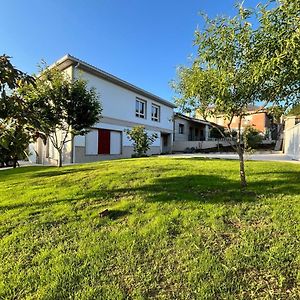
[0,157,300,299]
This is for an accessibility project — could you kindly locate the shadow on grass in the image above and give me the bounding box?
[81,170,300,205]
[107,209,130,220]
[0,166,49,177]
[1,165,300,212]
[0,197,76,211]
[80,174,258,205]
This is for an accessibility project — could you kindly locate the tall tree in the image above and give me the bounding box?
[0,55,35,167]
[21,66,102,167]
[173,1,300,188]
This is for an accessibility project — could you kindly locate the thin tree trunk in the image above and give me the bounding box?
[237,115,247,188]
[12,157,18,168]
[237,147,247,188]
[58,149,63,167]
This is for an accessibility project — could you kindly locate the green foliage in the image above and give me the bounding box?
[0,119,30,167]
[243,126,263,151]
[125,126,157,157]
[287,103,300,116]
[21,65,102,167]
[0,55,35,167]
[209,127,225,139]
[0,158,300,298]
[255,0,300,107]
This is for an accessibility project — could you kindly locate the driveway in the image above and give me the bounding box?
[166,152,300,163]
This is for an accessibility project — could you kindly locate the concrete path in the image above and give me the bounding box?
[165,152,300,163]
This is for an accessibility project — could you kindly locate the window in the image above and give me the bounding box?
[136,98,146,118]
[179,123,184,134]
[151,104,160,122]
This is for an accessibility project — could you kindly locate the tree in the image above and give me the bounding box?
[0,55,35,167]
[173,1,300,188]
[125,126,157,157]
[21,66,102,167]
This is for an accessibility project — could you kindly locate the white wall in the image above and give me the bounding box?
[110,131,121,154]
[174,118,190,142]
[284,123,300,160]
[74,122,161,154]
[74,69,174,132]
[85,129,98,155]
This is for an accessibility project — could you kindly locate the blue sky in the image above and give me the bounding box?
[1,0,258,102]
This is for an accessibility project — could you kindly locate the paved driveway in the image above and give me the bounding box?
[166,152,300,163]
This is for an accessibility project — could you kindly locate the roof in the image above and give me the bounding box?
[52,54,176,109]
[174,112,223,128]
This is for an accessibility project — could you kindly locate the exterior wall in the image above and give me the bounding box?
[72,121,164,163]
[74,68,174,133]
[285,116,300,129]
[201,111,268,133]
[173,117,206,142]
[62,65,73,81]
[74,146,161,163]
[284,123,300,160]
[174,118,191,142]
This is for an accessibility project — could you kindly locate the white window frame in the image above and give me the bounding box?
[136,98,146,119]
[151,104,160,122]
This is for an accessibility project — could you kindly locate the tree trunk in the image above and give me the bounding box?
[58,149,63,167]
[236,115,247,188]
[237,148,247,188]
[12,157,18,169]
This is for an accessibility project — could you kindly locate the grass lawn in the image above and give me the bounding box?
[0,157,299,299]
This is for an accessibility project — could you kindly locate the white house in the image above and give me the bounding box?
[32,54,176,165]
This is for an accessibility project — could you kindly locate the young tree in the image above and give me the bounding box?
[173,1,300,188]
[0,55,35,167]
[21,66,102,167]
[125,126,157,157]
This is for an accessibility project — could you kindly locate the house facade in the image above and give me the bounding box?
[32,55,175,165]
[196,107,275,137]
[173,113,230,152]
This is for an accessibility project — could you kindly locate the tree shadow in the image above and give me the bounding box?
[80,169,300,205]
[80,174,257,205]
[0,197,76,211]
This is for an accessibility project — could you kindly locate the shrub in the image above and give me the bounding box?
[125,126,157,157]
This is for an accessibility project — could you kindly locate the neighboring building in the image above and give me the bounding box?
[32,55,176,165]
[284,115,300,160]
[173,113,229,152]
[196,106,274,135]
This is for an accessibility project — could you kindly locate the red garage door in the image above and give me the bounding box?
[98,129,110,154]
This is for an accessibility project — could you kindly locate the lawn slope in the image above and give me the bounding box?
[0,157,300,299]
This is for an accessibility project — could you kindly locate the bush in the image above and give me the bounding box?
[243,126,263,151]
[125,126,157,157]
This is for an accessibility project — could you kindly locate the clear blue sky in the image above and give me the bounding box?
[1,0,257,102]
